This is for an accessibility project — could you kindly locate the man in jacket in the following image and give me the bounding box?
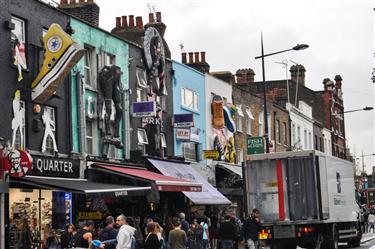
[116,214,137,249]
[242,209,261,249]
[219,215,237,249]
[100,216,118,249]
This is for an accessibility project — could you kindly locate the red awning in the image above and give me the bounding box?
[93,164,202,192]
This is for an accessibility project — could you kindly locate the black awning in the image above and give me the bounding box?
[10,176,151,197]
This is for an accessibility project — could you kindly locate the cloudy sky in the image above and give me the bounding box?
[94,0,374,172]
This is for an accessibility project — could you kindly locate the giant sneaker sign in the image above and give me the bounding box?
[31,24,84,103]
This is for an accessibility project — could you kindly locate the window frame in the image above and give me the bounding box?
[181,87,198,110]
[85,118,97,155]
[83,45,96,87]
[276,119,280,144]
[160,133,167,148]
[283,122,288,146]
[11,16,26,43]
[137,128,148,145]
[258,111,263,137]
[44,106,56,155]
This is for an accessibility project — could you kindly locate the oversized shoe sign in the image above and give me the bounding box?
[32,24,84,104]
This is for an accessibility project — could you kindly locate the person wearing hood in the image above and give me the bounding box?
[116,214,137,249]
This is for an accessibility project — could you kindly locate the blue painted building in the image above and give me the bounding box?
[172,60,206,161]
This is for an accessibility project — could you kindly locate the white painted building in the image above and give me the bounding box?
[204,74,233,151]
[322,127,332,155]
[287,101,314,151]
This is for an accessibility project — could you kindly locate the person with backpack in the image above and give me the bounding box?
[188,219,203,249]
[70,220,95,249]
[145,222,162,249]
[116,214,137,249]
[199,217,210,249]
[100,216,118,249]
[218,215,236,249]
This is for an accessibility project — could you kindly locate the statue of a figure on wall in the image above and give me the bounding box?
[98,65,123,152]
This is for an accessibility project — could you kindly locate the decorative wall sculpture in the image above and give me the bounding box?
[12,38,27,82]
[31,23,84,103]
[11,90,25,149]
[41,108,58,153]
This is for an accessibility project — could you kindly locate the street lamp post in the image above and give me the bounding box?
[343,106,373,114]
[255,33,308,153]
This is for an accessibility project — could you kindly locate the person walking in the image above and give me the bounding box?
[168,218,187,249]
[116,214,137,249]
[18,218,32,249]
[145,222,163,249]
[72,220,95,249]
[179,213,190,237]
[218,215,236,249]
[368,211,375,233]
[189,219,203,249]
[60,224,75,249]
[100,216,118,249]
[242,209,261,249]
[200,217,210,249]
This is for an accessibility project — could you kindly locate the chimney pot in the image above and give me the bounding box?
[194,52,200,63]
[182,53,187,64]
[69,0,76,3]
[200,52,206,63]
[188,52,194,64]
[60,0,68,4]
[129,15,135,27]
[156,12,162,22]
[116,17,121,28]
[122,16,128,27]
[136,16,143,29]
[149,13,155,23]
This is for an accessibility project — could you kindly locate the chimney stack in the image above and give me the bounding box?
[116,17,121,28]
[149,13,155,23]
[188,52,194,64]
[121,16,128,27]
[156,12,162,22]
[235,68,255,84]
[334,75,342,89]
[194,52,200,63]
[290,64,306,86]
[200,52,206,63]
[58,0,100,26]
[181,53,187,64]
[136,16,143,29]
[323,78,334,92]
[129,15,135,27]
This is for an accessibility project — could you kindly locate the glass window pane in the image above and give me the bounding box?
[11,16,25,42]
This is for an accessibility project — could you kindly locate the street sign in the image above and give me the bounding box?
[173,113,194,127]
[176,128,191,140]
[247,136,264,155]
[132,101,156,117]
[203,150,219,160]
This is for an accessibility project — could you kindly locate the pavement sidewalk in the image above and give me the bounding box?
[362,232,375,243]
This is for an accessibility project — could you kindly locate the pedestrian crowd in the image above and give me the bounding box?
[15,209,262,249]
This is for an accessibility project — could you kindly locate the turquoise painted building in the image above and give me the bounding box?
[70,17,129,159]
[172,60,206,161]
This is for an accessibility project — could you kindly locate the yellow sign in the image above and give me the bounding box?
[265,182,278,188]
[78,211,102,220]
[203,150,219,160]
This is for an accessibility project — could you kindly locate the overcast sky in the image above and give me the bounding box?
[94,0,374,173]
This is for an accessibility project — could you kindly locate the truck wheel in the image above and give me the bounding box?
[322,224,338,249]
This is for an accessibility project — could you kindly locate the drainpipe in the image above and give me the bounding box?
[76,72,86,156]
[123,88,131,159]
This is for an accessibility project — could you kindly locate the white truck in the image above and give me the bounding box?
[243,150,362,249]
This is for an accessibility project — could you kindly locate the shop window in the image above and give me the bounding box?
[44,106,56,155]
[11,16,25,42]
[181,88,198,110]
[14,100,26,150]
[136,67,147,88]
[183,142,197,161]
[84,45,96,87]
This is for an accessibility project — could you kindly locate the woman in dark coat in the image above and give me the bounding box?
[60,224,75,249]
[145,222,162,249]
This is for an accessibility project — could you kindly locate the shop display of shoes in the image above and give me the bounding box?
[31,23,84,103]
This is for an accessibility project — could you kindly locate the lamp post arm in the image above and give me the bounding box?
[255,48,293,60]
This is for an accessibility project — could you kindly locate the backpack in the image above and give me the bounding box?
[130,235,136,249]
[195,225,204,240]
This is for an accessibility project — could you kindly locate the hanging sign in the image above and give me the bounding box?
[132,101,156,117]
[173,113,194,127]
[247,136,264,155]
[78,211,102,220]
[176,128,191,140]
[203,150,219,160]
[1,149,33,178]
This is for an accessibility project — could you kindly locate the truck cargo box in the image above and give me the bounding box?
[244,150,358,224]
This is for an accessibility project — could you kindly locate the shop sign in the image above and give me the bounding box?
[190,127,200,143]
[78,211,102,220]
[176,129,190,140]
[29,155,80,178]
[247,137,264,155]
[1,149,33,178]
[132,101,156,117]
[173,114,194,127]
[203,150,219,160]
